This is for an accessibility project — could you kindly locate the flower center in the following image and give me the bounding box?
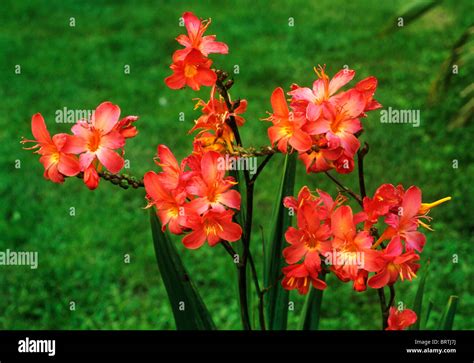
[87,129,102,152]
[204,220,223,236]
[184,64,198,78]
[330,113,345,133]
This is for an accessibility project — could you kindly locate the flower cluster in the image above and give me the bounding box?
[281,184,450,295]
[165,12,228,91]
[144,145,242,249]
[265,67,381,174]
[190,86,248,154]
[22,102,138,189]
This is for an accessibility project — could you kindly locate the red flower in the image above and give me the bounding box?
[362,183,403,229]
[368,236,420,289]
[173,12,228,62]
[354,76,382,113]
[182,209,242,249]
[299,135,343,173]
[386,307,417,330]
[165,49,217,91]
[22,113,81,183]
[282,263,326,294]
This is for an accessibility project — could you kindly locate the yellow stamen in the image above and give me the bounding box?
[419,196,451,215]
[418,219,434,231]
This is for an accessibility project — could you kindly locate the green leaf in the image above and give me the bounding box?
[422,299,434,330]
[264,153,297,330]
[411,261,430,330]
[299,274,326,330]
[149,210,216,330]
[380,0,441,36]
[438,295,458,330]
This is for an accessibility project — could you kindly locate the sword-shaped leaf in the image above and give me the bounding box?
[264,153,297,330]
[150,210,216,330]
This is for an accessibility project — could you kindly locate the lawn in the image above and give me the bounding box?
[0,0,473,329]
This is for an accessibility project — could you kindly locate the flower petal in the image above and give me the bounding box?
[96,148,124,173]
[93,102,121,133]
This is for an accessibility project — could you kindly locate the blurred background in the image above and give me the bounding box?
[0,0,473,329]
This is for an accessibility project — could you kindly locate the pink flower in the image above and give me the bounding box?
[173,12,228,62]
[308,90,366,157]
[67,102,129,189]
[289,66,355,121]
[383,186,427,252]
[330,206,382,280]
[186,151,241,213]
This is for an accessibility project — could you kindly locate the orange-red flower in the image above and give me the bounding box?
[22,113,81,183]
[186,151,241,213]
[386,307,417,330]
[330,205,382,280]
[190,86,247,151]
[165,49,217,91]
[265,87,312,153]
[182,209,242,249]
[281,263,327,294]
[368,236,420,289]
[283,203,332,267]
[362,183,403,229]
[144,170,188,235]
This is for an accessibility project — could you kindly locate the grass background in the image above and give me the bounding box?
[0,0,473,329]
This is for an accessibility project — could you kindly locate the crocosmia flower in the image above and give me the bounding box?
[68,102,131,189]
[281,263,327,294]
[265,87,312,153]
[190,86,247,151]
[144,144,242,249]
[182,209,242,249]
[289,66,355,121]
[173,11,228,62]
[368,236,420,289]
[186,151,241,213]
[22,113,81,183]
[386,307,417,330]
[165,49,217,91]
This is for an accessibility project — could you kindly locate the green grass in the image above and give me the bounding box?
[0,0,473,329]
